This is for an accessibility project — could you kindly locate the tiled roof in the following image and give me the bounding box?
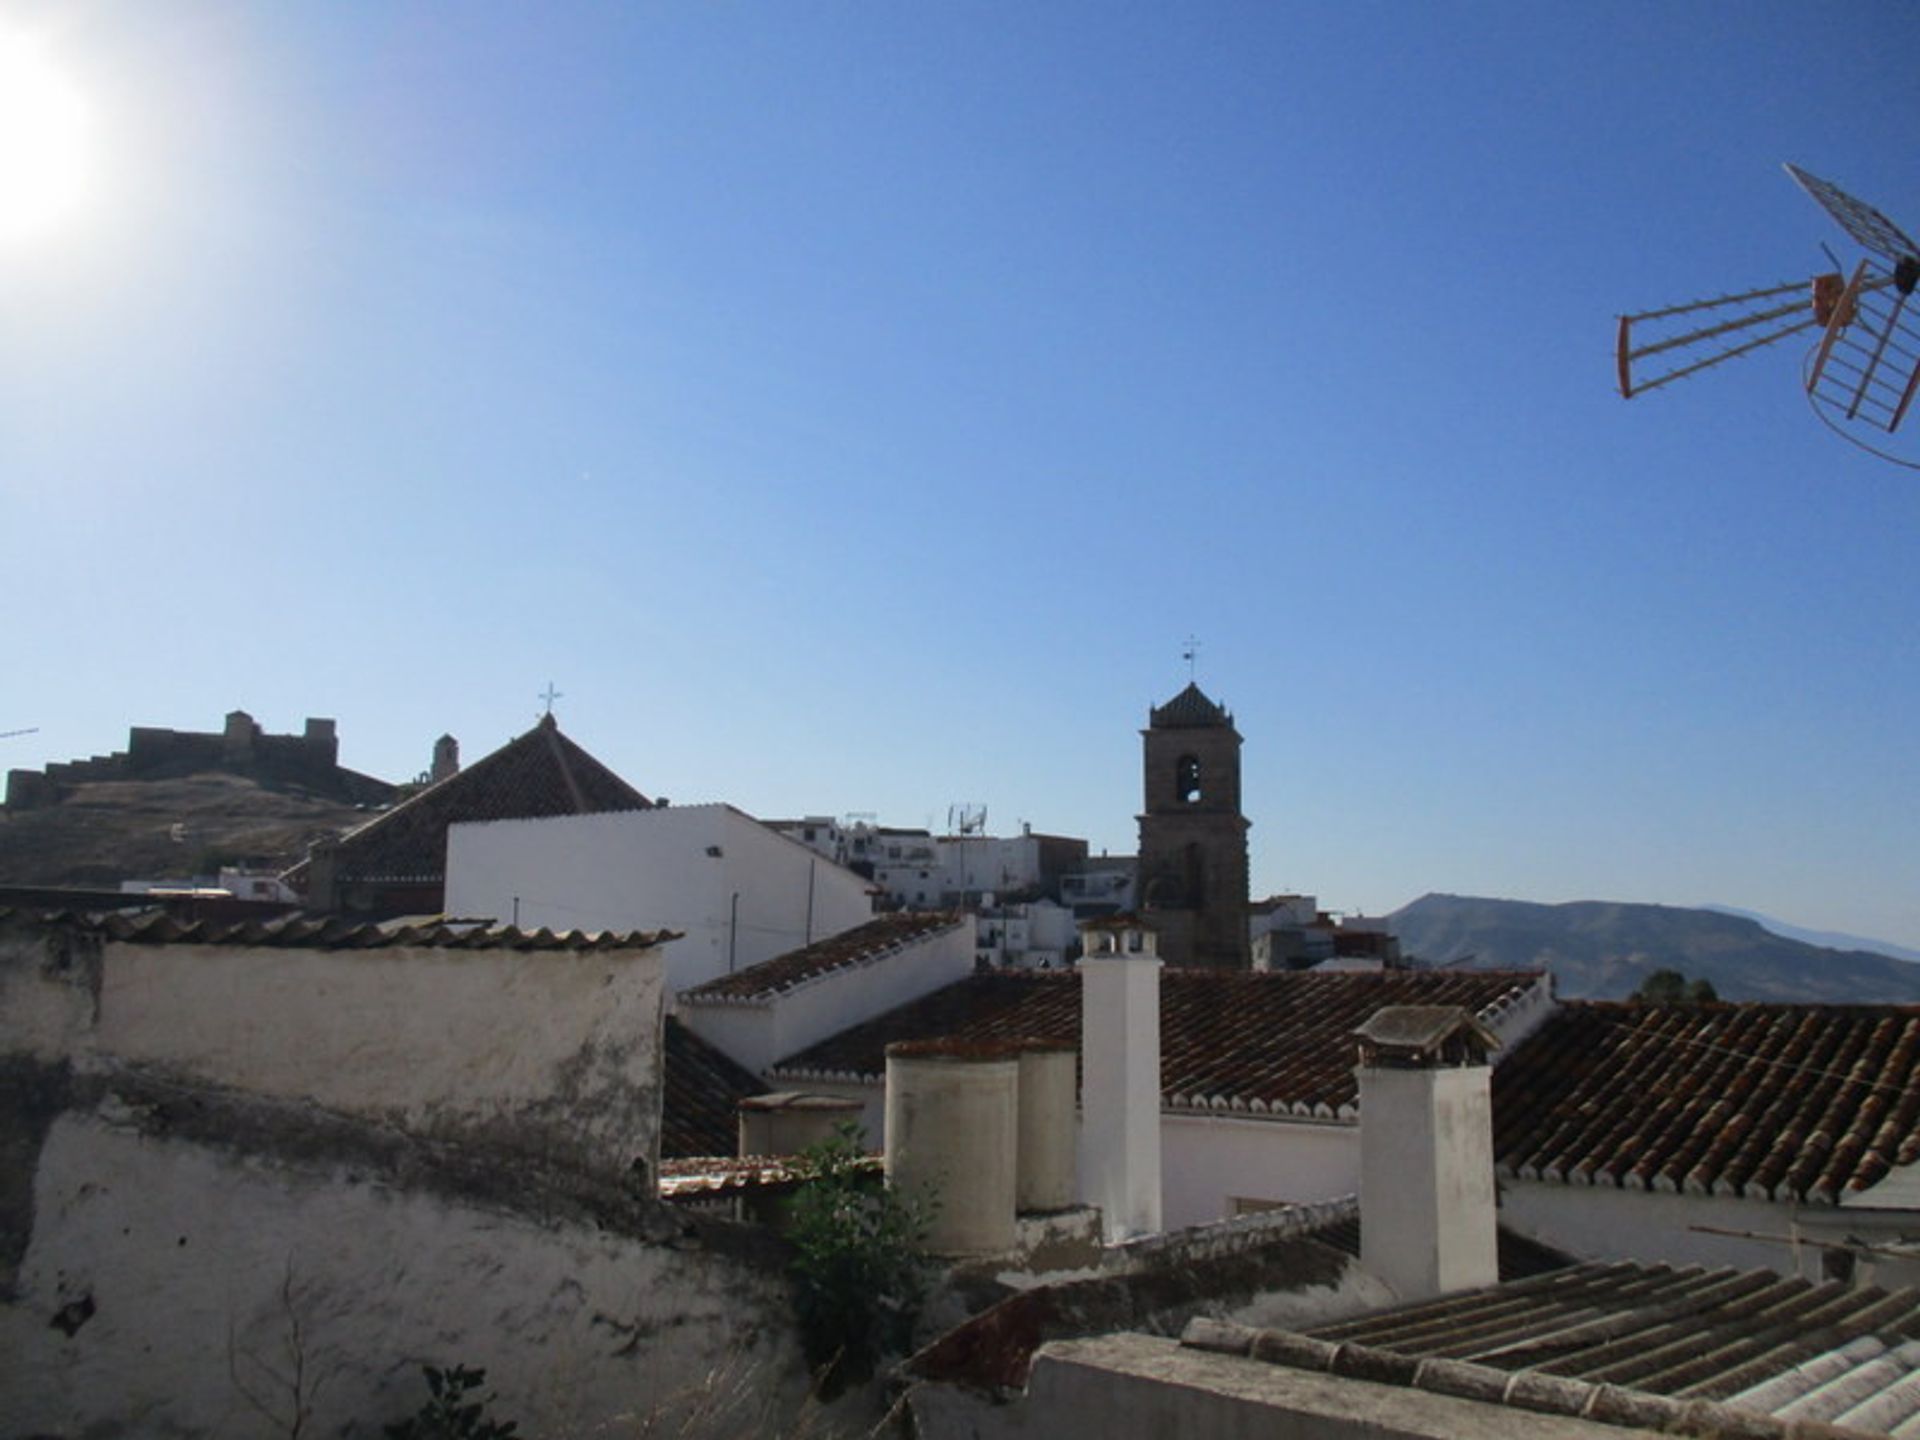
[658,1152,882,1202]
[680,912,963,1004]
[661,1017,767,1159]
[1150,682,1232,729]
[1174,1260,1920,1438]
[0,906,672,953]
[1494,1002,1920,1205]
[283,716,650,888]
[773,968,1546,1115]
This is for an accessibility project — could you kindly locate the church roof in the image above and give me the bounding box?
[282,715,651,889]
[1150,683,1233,729]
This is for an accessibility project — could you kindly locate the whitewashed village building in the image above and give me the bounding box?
[444,803,876,992]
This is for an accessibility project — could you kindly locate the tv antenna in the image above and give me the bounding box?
[947,802,987,837]
[1617,164,1920,467]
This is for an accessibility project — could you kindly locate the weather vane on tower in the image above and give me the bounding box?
[1181,636,1201,681]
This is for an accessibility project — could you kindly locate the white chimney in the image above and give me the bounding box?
[885,1039,1020,1256]
[1355,1005,1500,1302]
[1077,917,1162,1241]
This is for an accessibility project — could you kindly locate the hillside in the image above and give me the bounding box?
[0,774,373,889]
[1387,893,1920,1003]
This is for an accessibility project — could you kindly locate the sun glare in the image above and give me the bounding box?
[0,32,91,245]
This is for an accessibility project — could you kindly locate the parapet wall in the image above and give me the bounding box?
[0,915,667,1179]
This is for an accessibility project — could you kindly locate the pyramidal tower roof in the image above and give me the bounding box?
[1150,682,1233,729]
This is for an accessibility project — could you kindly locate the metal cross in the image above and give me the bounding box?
[539,682,563,716]
[1181,636,1201,680]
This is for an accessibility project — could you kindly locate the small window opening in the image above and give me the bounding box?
[1177,754,1203,805]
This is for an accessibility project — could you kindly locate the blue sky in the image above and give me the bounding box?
[5,3,1919,947]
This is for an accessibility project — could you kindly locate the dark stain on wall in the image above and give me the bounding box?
[0,1056,72,1300]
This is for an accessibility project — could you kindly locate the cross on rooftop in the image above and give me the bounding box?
[539,682,563,717]
[1181,636,1201,680]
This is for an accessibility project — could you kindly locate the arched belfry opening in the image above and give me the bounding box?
[1135,683,1250,969]
[1175,754,1202,805]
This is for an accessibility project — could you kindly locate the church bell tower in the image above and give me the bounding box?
[1136,683,1250,969]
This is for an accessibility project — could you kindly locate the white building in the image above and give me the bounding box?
[444,804,875,992]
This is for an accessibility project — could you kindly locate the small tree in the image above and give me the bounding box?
[1633,968,1717,1004]
[785,1124,932,1397]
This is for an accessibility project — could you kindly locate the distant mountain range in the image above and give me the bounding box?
[1386,893,1920,1004]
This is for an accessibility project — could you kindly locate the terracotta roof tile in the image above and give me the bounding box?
[773,967,1545,1114]
[282,716,650,889]
[661,1017,767,1159]
[681,912,963,1003]
[1210,1259,1920,1433]
[0,906,673,953]
[1494,1002,1920,1204]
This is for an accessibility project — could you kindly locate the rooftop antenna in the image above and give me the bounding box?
[1618,164,1920,467]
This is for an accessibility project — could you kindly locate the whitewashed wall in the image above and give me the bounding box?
[446,806,874,991]
[1161,1114,1358,1229]
[3,1108,805,1439]
[1,925,666,1179]
[682,916,976,1076]
[1498,1176,1920,1282]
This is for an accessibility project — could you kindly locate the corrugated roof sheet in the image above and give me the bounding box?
[772,967,1546,1115]
[680,912,963,1004]
[0,907,671,953]
[282,715,650,889]
[1494,1002,1920,1204]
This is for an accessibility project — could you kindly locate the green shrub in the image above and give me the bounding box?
[384,1364,518,1440]
[786,1124,932,1397]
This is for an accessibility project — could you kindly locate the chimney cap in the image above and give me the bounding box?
[1355,1005,1499,1067]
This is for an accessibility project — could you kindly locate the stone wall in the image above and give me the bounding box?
[2,1072,806,1438]
[0,914,814,1435]
[5,712,394,810]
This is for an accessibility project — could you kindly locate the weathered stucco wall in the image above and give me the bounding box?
[0,920,665,1181]
[3,1090,807,1438]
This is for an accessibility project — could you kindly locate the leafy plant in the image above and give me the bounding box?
[385,1364,519,1440]
[785,1123,932,1397]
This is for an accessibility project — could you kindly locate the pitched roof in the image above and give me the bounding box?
[1149,682,1232,729]
[0,906,672,953]
[661,1017,767,1159]
[283,715,650,888]
[1493,1002,1920,1205]
[773,967,1546,1115]
[1175,1259,1920,1437]
[680,912,963,1004]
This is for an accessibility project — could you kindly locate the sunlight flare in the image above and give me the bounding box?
[0,31,91,244]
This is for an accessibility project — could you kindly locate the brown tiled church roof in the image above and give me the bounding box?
[283,715,650,890]
[1493,1001,1920,1204]
[773,967,1544,1115]
[681,912,962,1004]
[662,1017,767,1159]
[1149,682,1232,729]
